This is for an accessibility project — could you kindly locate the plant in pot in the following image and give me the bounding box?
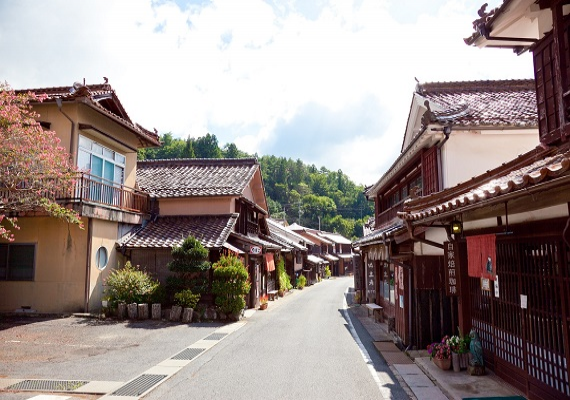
[259,294,268,310]
[427,336,452,370]
[297,274,307,290]
[447,330,471,371]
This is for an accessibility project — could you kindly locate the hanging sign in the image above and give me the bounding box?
[249,246,262,255]
[444,241,460,297]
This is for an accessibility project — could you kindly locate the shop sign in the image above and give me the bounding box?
[249,246,262,255]
[444,241,460,297]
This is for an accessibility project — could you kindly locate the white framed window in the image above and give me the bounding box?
[78,135,125,186]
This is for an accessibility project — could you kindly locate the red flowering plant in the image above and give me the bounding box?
[427,335,452,360]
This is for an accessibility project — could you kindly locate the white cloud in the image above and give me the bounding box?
[0,0,533,185]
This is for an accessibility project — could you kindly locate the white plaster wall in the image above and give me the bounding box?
[441,129,538,188]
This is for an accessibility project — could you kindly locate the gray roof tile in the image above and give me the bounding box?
[136,158,259,198]
[118,214,238,249]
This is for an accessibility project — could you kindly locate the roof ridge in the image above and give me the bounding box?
[417,78,535,94]
[137,158,258,166]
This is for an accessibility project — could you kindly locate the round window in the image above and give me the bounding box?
[95,247,109,270]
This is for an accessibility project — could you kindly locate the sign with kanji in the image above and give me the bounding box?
[444,241,461,297]
[367,261,375,300]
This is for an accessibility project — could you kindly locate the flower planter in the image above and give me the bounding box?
[452,352,470,372]
[259,303,268,310]
[433,357,451,370]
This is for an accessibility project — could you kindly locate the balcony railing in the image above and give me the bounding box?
[376,201,404,229]
[57,173,150,214]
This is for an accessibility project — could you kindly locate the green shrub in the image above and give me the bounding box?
[211,253,251,315]
[167,236,211,298]
[104,262,160,307]
[297,274,307,289]
[174,289,201,309]
[324,266,331,279]
[277,258,292,291]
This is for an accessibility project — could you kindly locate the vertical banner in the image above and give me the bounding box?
[444,241,460,297]
[367,260,375,301]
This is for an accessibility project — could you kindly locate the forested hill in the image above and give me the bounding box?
[138,133,374,239]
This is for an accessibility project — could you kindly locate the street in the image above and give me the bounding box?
[0,277,410,400]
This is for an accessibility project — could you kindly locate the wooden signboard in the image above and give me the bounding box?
[444,241,461,297]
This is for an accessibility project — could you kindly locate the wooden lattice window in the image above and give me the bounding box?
[421,147,438,195]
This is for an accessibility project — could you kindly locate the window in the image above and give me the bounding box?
[408,175,422,197]
[382,263,395,304]
[78,135,125,205]
[95,247,109,270]
[78,135,125,185]
[0,244,35,281]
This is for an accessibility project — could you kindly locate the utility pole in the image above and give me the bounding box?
[298,201,302,225]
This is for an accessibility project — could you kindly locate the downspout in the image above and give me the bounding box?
[56,98,78,166]
[84,218,93,313]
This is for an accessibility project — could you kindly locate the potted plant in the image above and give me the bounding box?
[259,295,268,310]
[447,330,471,372]
[427,336,452,370]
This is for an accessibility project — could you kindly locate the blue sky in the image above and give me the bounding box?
[0,0,534,185]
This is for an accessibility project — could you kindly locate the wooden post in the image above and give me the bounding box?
[127,303,138,319]
[455,240,471,335]
[137,303,148,320]
[151,304,161,320]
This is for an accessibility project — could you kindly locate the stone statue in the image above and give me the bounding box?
[469,329,484,366]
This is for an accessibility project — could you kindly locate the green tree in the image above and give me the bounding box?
[167,236,211,296]
[211,253,251,318]
[195,133,222,158]
[0,83,82,240]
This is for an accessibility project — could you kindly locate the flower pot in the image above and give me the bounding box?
[433,357,451,370]
[259,303,268,310]
[452,352,470,371]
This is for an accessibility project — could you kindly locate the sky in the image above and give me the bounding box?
[0,0,534,186]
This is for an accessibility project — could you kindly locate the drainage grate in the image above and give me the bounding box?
[204,332,227,340]
[111,374,167,397]
[6,380,88,391]
[171,347,205,360]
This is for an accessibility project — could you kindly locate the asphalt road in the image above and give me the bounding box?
[0,277,410,400]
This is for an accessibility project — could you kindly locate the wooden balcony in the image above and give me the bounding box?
[376,201,404,229]
[58,173,150,214]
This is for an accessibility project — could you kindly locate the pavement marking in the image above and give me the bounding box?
[342,288,394,400]
[99,320,247,399]
[26,396,71,400]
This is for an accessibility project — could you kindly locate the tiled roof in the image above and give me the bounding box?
[417,79,537,128]
[17,83,160,147]
[267,219,314,246]
[399,144,570,221]
[118,214,238,249]
[229,232,282,250]
[136,158,259,198]
[318,232,352,245]
[352,221,405,247]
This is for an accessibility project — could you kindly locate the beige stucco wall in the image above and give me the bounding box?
[441,129,539,188]
[159,197,236,216]
[87,218,121,312]
[0,217,88,313]
[33,102,142,189]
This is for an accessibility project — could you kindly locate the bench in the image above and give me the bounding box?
[365,303,383,323]
[267,290,279,301]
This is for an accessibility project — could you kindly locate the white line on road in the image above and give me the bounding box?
[343,288,395,400]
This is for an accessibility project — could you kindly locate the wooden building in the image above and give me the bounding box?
[353,79,539,347]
